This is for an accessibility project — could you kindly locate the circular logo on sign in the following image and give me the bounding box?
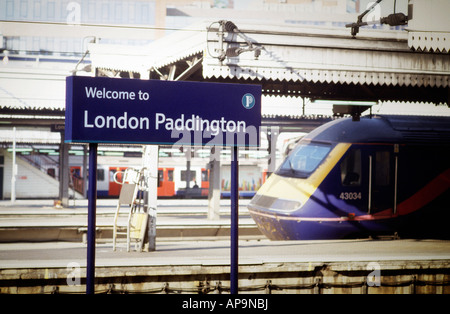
[242,93,255,109]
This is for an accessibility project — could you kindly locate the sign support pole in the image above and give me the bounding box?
[230,146,239,294]
[86,142,97,294]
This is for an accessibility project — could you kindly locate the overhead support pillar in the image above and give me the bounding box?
[59,131,70,207]
[185,146,192,196]
[208,146,221,220]
[267,126,279,176]
[10,127,16,203]
[142,145,158,252]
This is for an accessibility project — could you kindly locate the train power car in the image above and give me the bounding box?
[248,115,450,240]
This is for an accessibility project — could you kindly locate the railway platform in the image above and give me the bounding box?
[1,238,449,294]
[0,199,450,294]
[0,198,260,242]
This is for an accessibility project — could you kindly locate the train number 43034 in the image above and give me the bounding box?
[339,192,362,200]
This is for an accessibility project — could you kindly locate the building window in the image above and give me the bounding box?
[47,1,55,19]
[33,0,41,19]
[6,0,14,19]
[20,0,28,18]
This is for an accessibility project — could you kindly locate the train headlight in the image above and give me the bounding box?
[249,194,302,212]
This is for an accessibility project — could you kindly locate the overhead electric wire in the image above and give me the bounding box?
[0,19,209,33]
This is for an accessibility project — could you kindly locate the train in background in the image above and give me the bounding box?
[248,115,450,240]
[68,156,267,198]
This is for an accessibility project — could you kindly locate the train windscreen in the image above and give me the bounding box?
[276,143,331,178]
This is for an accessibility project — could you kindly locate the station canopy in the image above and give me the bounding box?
[89,21,450,105]
[1,20,449,138]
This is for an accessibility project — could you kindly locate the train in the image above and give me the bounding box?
[69,156,266,198]
[248,115,450,240]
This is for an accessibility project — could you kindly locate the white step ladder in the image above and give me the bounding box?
[112,167,148,252]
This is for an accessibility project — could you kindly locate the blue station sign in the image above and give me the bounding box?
[65,76,261,147]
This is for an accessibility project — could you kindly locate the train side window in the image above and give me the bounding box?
[375,151,390,186]
[202,169,209,182]
[167,169,174,182]
[341,149,361,186]
[97,169,105,181]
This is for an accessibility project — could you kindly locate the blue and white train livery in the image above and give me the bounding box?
[248,115,450,240]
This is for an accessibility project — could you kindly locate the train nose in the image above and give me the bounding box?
[248,194,302,212]
[248,193,303,240]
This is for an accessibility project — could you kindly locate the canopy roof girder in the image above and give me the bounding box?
[89,22,449,105]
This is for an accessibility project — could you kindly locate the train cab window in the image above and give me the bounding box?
[341,149,361,186]
[276,143,331,178]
